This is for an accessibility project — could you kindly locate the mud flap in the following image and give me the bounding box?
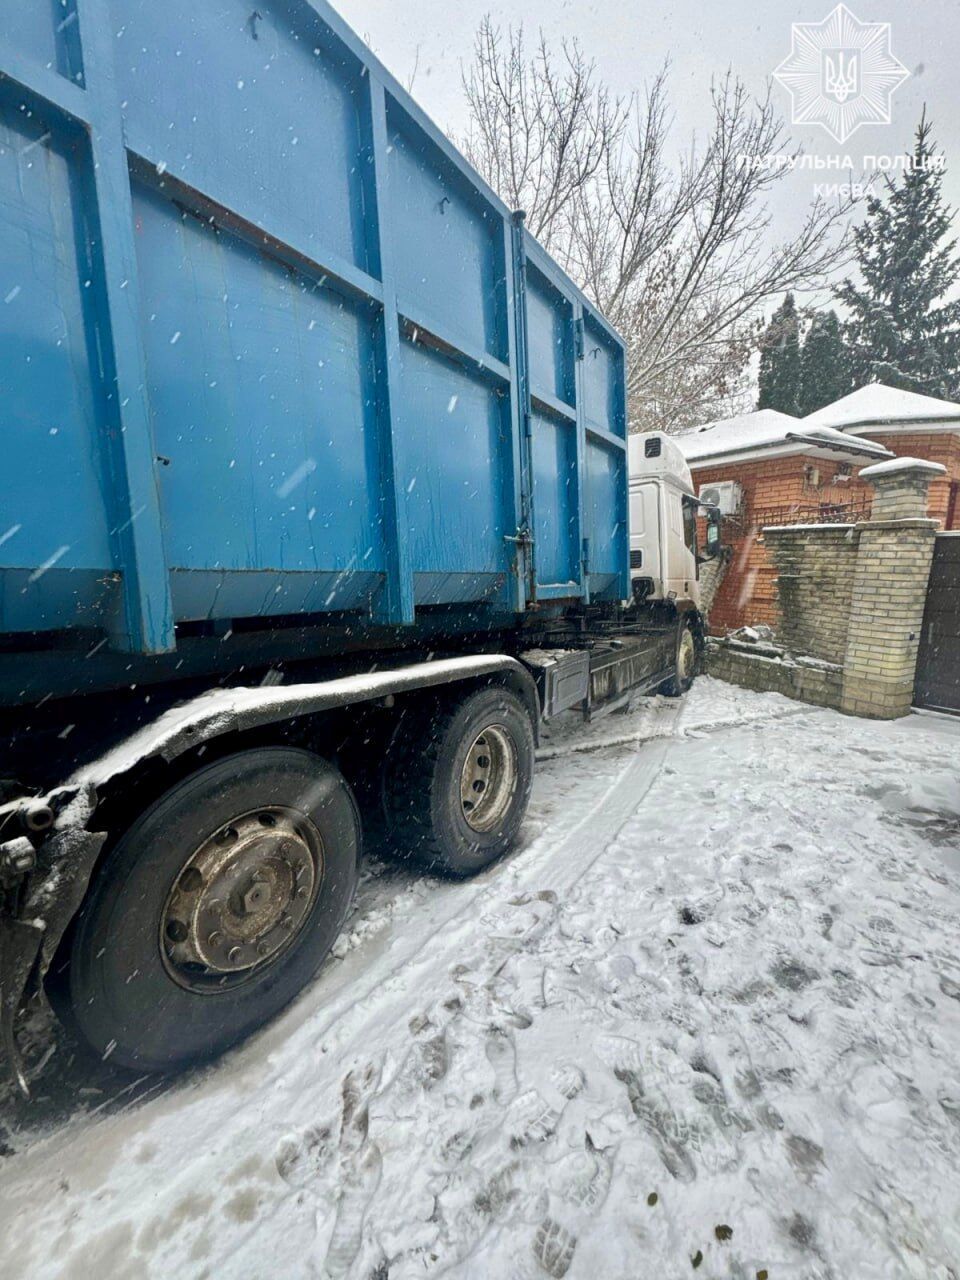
[0,916,44,1096]
[1,823,106,1096]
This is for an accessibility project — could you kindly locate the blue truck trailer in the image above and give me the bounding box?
[0,0,715,1089]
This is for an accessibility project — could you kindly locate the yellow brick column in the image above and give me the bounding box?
[840,458,944,719]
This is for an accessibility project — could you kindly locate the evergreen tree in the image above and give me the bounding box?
[836,112,960,399]
[757,292,801,414]
[798,310,851,415]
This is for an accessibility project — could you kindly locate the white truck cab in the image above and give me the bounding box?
[628,431,719,606]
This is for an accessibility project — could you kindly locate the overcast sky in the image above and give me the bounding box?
[336,0,959,301]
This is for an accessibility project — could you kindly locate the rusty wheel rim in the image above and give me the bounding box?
[159,806,323,993]
[459,724,518,834]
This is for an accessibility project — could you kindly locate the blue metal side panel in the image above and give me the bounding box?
[523,263,580,593]
[0,0,82,82]
[0,106,114,629]
[518,227,628,605]
[584,441,626,597]
[526,272,574,406]
[380,92,516,606]
[399,341,512,599]
[131,179,385,611]
[582,319,625,440]
[579,316,629,599]
[109,0,372,278]
[385,100,506,363]
[530,411,578,587]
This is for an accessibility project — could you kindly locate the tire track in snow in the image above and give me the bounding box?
[0,692,805,1278]
[77,707,685,1279]
[266,706,685,1062]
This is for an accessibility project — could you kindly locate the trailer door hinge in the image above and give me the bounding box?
[574,318,585,361]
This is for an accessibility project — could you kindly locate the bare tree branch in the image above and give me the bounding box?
[460,21,854,432]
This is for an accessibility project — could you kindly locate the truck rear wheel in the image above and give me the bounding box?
[63,748,359,1072]
[384,685,535,877]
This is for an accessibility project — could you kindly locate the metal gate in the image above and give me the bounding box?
[915,534,960,712]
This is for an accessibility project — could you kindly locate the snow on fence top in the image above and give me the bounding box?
[761,522,856,532]
[859,456,947,479]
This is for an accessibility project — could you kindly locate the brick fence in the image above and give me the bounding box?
[707,458,944,719]
[766,525,857,665]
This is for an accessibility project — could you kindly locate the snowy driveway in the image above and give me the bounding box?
[1,680,959,1279]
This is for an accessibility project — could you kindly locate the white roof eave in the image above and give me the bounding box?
[685,438,891,468]
[843,418,960,436]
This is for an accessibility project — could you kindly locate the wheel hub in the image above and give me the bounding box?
[160,807,322,992]
[459,724,518,833]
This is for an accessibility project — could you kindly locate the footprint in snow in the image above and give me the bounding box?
[472,1159,524,1222]
[320,1141,383,1280]
[938,1089,960,1127]
[550,1061,585,1101]
[593,1033,646,1076]
[480,891,559,950]
[451,964,535,1037]
[391,1030,450,1099]
[435,1157,541,1276]
[486,1027,519,1105]
[504,1056,588,1149]
[318,1060,385,1279]
[551,1131,616,1215]
[506,1089,564,1149]
[490,996,535,1031]
[771,958,820,991]
[418,1032,449,1085]
[438,1124,481,1167]
[339,1060,382,1157]
[274,1121,335,1189]
[595,1036,697,1184]
[799,1005,870,1077]
[733,1067,762,1100]
[530,1217,576,1278]
[785,1133,825,1180]
[691,1072,751,1136]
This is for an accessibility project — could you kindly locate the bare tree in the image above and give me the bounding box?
[461,20,853,432]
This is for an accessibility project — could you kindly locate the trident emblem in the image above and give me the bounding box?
[822,48,860,103]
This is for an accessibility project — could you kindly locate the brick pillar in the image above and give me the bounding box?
[840,459,944,719]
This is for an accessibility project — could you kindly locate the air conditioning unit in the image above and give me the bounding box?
[698,480,742,515]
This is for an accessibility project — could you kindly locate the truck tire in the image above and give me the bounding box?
[384,685,535,877]
[661,617,697,697]
[63,748,359,1072]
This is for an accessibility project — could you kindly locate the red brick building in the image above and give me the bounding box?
[804,385,960,528]
[680,408,891,633]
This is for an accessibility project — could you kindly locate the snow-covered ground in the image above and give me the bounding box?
[1,678,959,1280]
